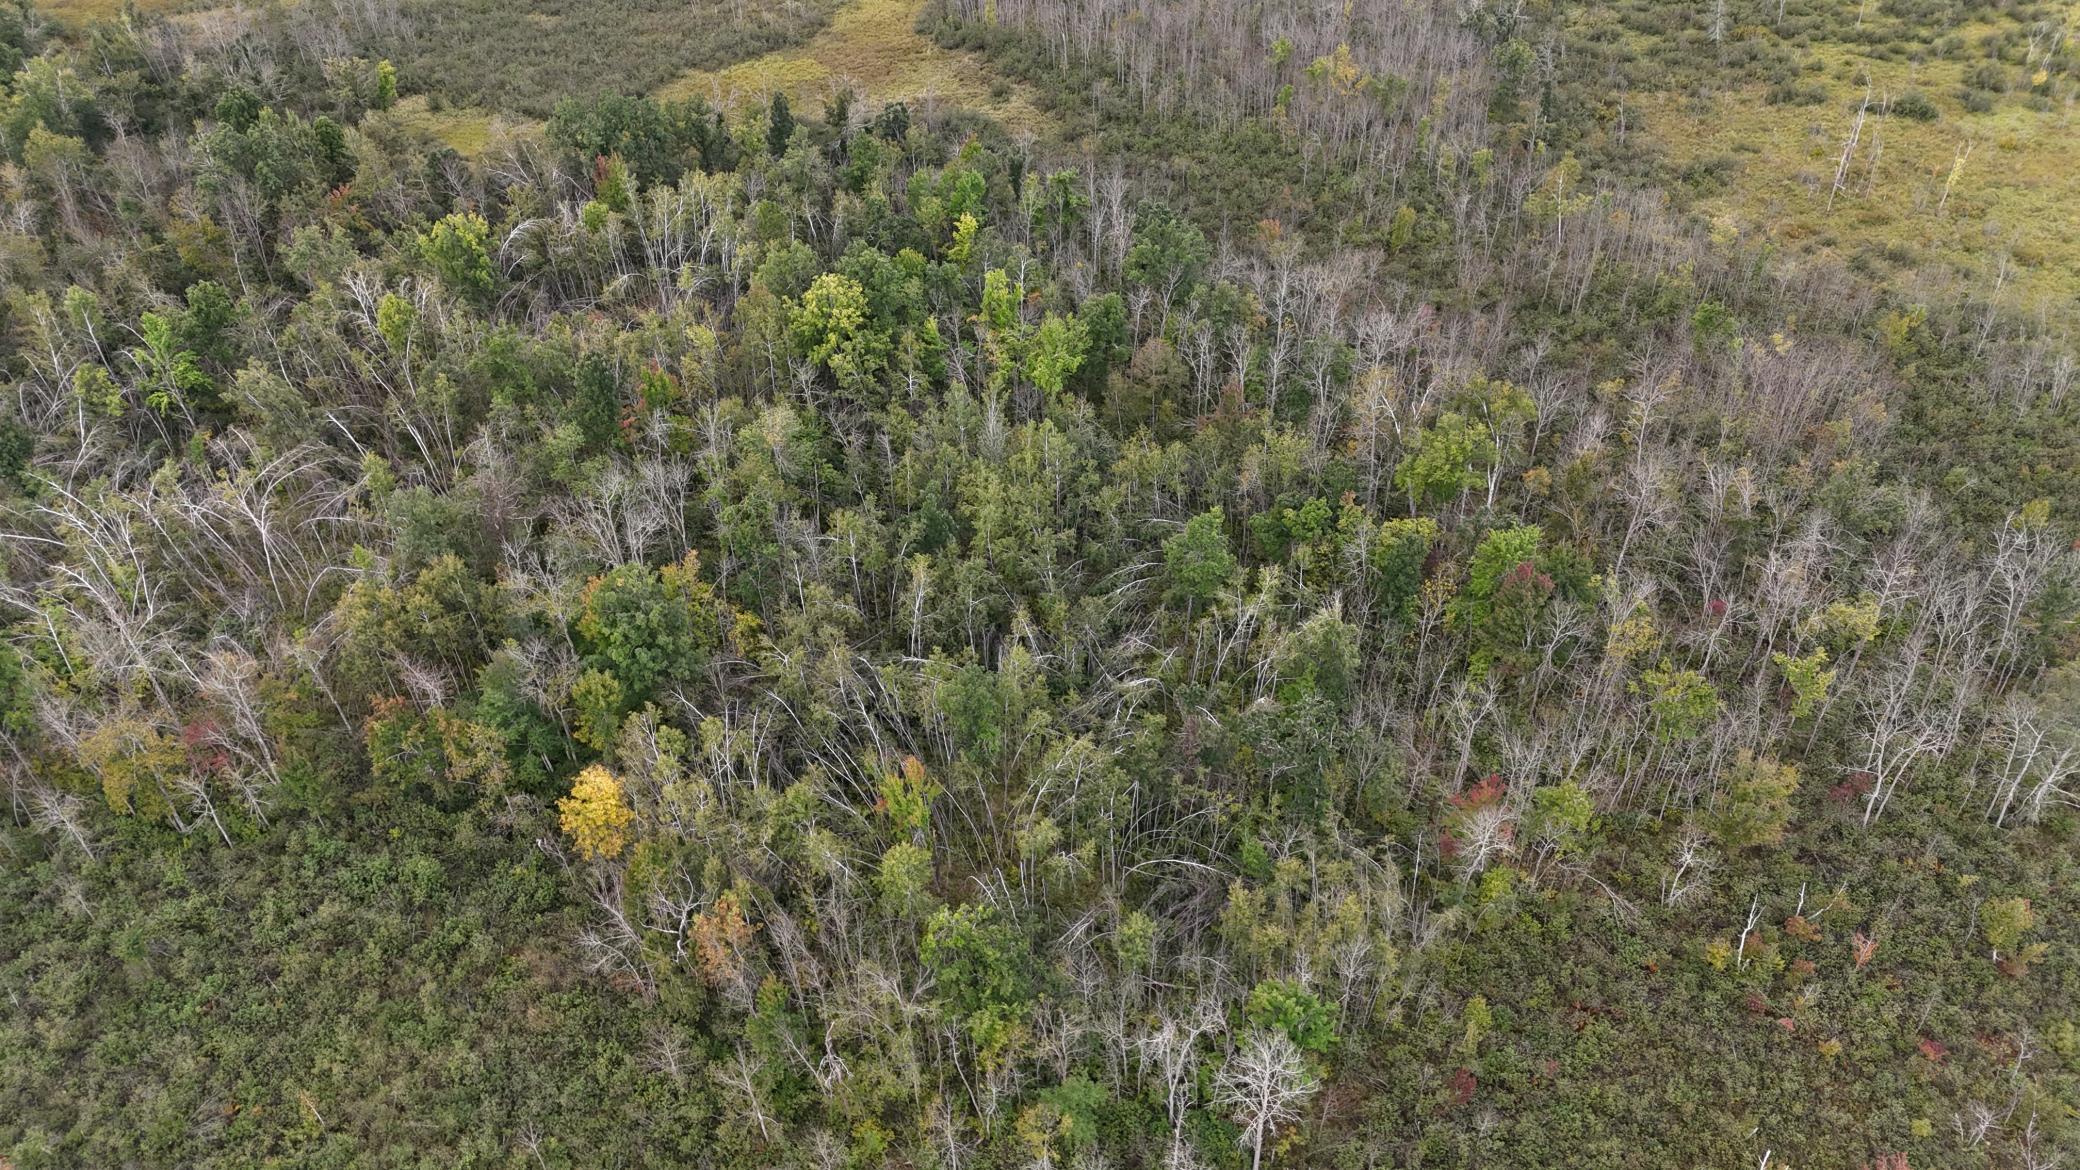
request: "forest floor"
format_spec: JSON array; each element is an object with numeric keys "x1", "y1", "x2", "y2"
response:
[
  {"x1": 655, "y1": 0, "x2": 1050, "y2": 133},
  {"x1": 1621, "y1": 18, "x2": 2080, "y2": 322}
]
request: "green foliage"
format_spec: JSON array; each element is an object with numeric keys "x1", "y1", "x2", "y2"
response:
[
  {"x1": 876, "y1": 755, "x2": 938, "y2": 837},
  {"x1": 1395, "y1": 412, "x2": 1493, "y2": 509},
  {"x1": 1709, "y1": 752, "x2": 1800, "y2": 850},
  {"x1": 1773, "y1": 647, "x2": 1835, "y2": 719},
  {"x1": 546, "y1": 93, "x2": 729, "y2": 184},
  {"x1": 576, "y1": 552, "x2": 722, "y2": 704},
  {"x1": 877, "y1": 841, "x2": 935, "y2": 915},
  {"x1": 1165, "y1": 507, "x2": 1237, "y2": 608},
  {"x1": 376, "y1": 292, "x2": 417, "y2": 352},
  {"x1": 1371, "y1": 516, "x2": 1438, "y2": 619},
  {"x1": 1277, "y1": 607, "x2": 1361, "y2": 705},
  {"x1": 1245, "y1": 978, "x2": 1338, "y2": 1053},
  {"x1": 1025, "y1": 311, "x2": 1089, "y2": 395},
  {"x1": 1460, "y1": 994, "x2": 1492, "y2": 1055},
  {"x1": 921, "y1": 903, "x2": 1031, "y2": 1060},
  {"x1": 1114, "y1": 909, "x2": 1156, "y2": 971},
  {"x1": 1, "y1": 808, "x2": 700, "y2": 1168},
  {"x1": 1527, "y1": 781, "x2": 1596, "y2": 857},
  {"x1": 1690, "y1": 299, "x2": 1737, "y2": 350},
  {"x1": 765, "y1": 92, "x2": 794, "y2": 157},
  {"x1": 1640, "y1": 660, "x2": 1720, "y2": 742},
  {"x1": 131, "y1": 310, "x2": 216, "y2": 415},
  {"x1": 378, "y1": 0, "x2": 843, "y2": 118},
  {"x1": 416, "y1": 212, "x2": 496, "y2": 301},
  {"x1": 214, "y1": 84, "x2": 261, "y2": 132},
  {"x1": 1124, "y1": 202, "x2": 1210, "y2": 306},
  {"x1": 1455, "y1": 525, "x2": 1552, "y2": 678},
  {"x1": 1982, "y1": 896, "x2": 2035, "y2": 955},
  {"x1": 6, "y1": 22, "x2": 2079, "y2": 1170},
  {"x1": 790, "y1": 271, "x2": 891, "y2": 396}
]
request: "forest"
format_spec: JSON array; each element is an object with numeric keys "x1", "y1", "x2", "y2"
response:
[{"x1": 0, "y1": 0, "x2": 2076, "y2": 1166}]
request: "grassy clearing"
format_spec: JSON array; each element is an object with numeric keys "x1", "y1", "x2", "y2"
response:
[
  {"x1": 34, "y1": 0, "x2": 186, "y2": 31},
  {"x1": 656, "y1": 0, "x2": 1048, "y2": 133},
  {"x1": 380, "y1": 0, "x2": 846, "y2": 117},
  {"x1": 366, "y1": 94, "x2": 536, "y2": 158},
  {"x1": 1611, "y1": 7, "x2": 2080, "y2": 322}
]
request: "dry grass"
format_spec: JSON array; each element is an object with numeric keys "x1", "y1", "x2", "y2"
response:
[
  {"x1": 37, "y1": 0, "x2": 187, "y2": 29},
  {"x1": 656, "y1": 0, "x2": 1048, "y2": 132},
  {"x1": 1627, "y1": 21, "x2": 2080, "y2": 321}
]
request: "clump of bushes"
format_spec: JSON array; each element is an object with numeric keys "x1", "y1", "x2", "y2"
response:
[{"x1": 1886, "y1": 90, "x2": 1939, "y2": 120}]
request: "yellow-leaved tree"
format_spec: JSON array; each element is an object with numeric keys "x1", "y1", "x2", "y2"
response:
[{"x1": 559, "y1": 764, "x2": 633, "y2": 860}]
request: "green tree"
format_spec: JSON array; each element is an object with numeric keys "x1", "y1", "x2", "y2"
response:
[
  {"x1": 1370, "y1": 516, "x2": 1438, "y2": 619},
  {"x1": 790, "y1": 272, "x2": 890, "y2": 396},
  {"x1": 1245, "y1": 978, "x2": 1337, "y2": 1054},
  {"x1": 1983, "y1": 896, "x2": 2035, "y2": 958},
  {"x1": 1455, "y1": 526, "x2": 1553, "y2": 680},
  {"x1": 1124, "y1": 202, "x2": 1210, "y2": 310},
  {"x1": 417, "y1": 211, "x2": 495, "y2": 301},
  {"x1": 1394, "y1": 412, "x2": 1494, "y2": 511},
  {"x1": 1709, "y1": 752, "x2": 1799, "y2": 850},
  {"x1": 1641, "y1": 661, "x2": 1720, "y2": 742},
  {"x1": 576, "y1": 552, "x2": 722, "y2": 703},
  {"x1": 1773, "y1": 647, "x2": 1835, "y2": 718},
  {"x1": 766, "y1": 92, "x2": 795, "y2": 157},
  {"x1": 1025, "y1": 312, "x2": 1089, "y2": 395},
  {"x1": 921, "y1": 903, "x2": 1031, "y2": 1061},
  {"x1": 877, "y1": 842, "x2": 934, "y2": 916},
  {"x1": 1165, "y1": 508, "x2": 1237, "y2": 611},
  {"x1": 1526, "y1": 780, "x2": 1596, "y2": 861}
]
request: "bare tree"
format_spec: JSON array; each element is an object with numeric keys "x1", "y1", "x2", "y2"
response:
[
  {"x1": 1213, "y1": 1030, "x2": 1318, "y2": 1170},
  {"x1": 28, "y1": 785, "x2": 99, "y2": 860},
  {"x1": 1661, "y1": 826, "x2": 1716, "y2": 907},
  {"x1": 1137, "y1": 994, "x2": 1227, "y2": 1164}
]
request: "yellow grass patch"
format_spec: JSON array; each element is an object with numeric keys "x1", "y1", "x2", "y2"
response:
[
  {"x1": 657, "y1": 0, "x2": 1048, "y2": 133},
  {"x1": 369, "y1": 94, "x2": 539, "y2": 158}
]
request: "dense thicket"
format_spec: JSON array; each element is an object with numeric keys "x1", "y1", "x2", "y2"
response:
[{"x1": 1, "y1": 0, "x2": 2076, "y2": 1167}]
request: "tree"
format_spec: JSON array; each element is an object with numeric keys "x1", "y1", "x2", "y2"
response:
[
  {"x1": 1165, "y1": 508, "x2": 1237, "y2": 611},
  {"x1": 766, "y1": 92, "x2": 795, "y2": 157},
  {"x1": 1244, "y1": 979, "x2": 1337, "y2": 1053},
  {"x1": 1456, "y1": 525, "x2": 1550, "y2": 679},
  {"x1": 1774, "y1": 647, "x2": 1835, "y2": 719},
  {"x1": 878, "y1": 842, "x2": 935, "y2": 916},
  {"x1": 1641, "y1": 661, "x2": 1720, "y2": 743},
  {"x1": 1124, "y1": 203, "x2": 1210, "y2": 313},
  {"x1": 1709, "y1": 752, "x2": 1799, "y2": 850},
  {"x1": 1982, "y1": 896, "x2": 2035, "y2": 960},
  {"x1": 790, "y1": 271, "x2": 890, "y2": 396},
  {"x1": 1525, "y1": 780, "x2": 1596, "y2": 877},
  {"x1": 1215, "y1": 1029, "x2": 1319, "y2": 1170},
  {"x1": 1371, "y1": 516, "x2": 1438, "y2": 619},
  {"x1": 559, "y1": 764, "x2": 634, "y2": 860},
  {"x1": 1395, "y1": 412, "x2": 1494, "y2": 511},
  {"x1": 1025, "y1": 312, "x2": 1089, "y2": 395},
  {"x1": 576, "y1": 551, "x2": 722, "y2": 704},
  {"x1": 417, "y1": 211, "x2": 496, "y2": 301},
  {"x1": 920, "y1": 903, "x2": 1031, "y2": 1060}
]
